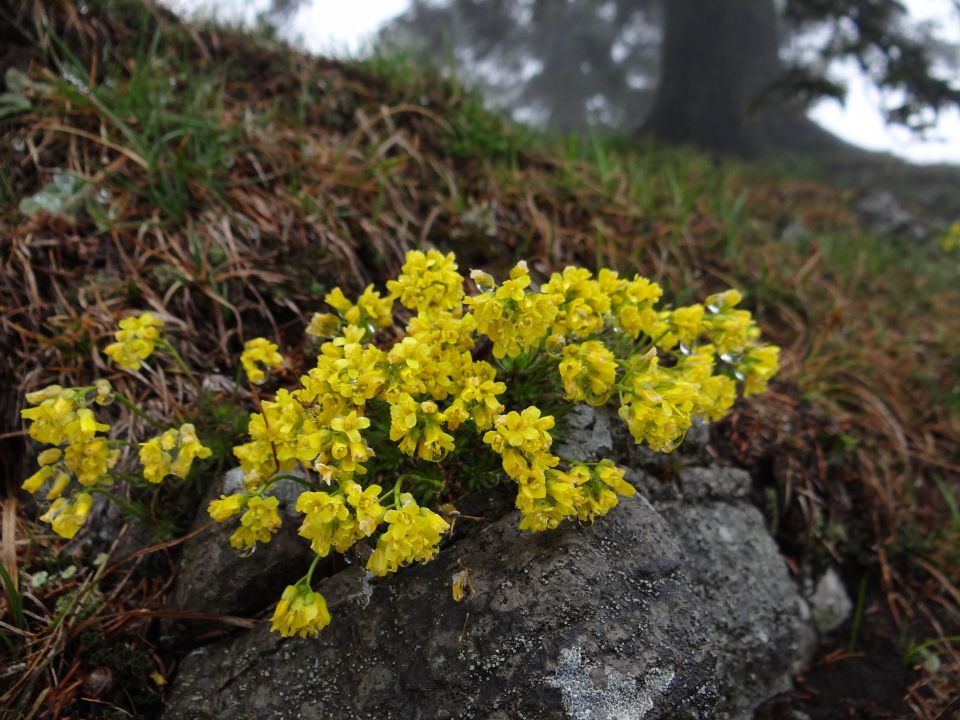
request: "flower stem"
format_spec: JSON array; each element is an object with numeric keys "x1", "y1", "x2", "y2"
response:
[
  {"x1": 158, "y1": 339, "x2": 201, "y2": 390},
  {"x1": 304, "y1": 553, "x2": 322, "y2": 586},
  {"x1": 114, "y1": 392, "x2": 165, "y2": 431},
  {"x1": 392, "y1": 475, "x2": 405, "y2": 508},
  {"x1": 270, "y1": 473, "x2": 314, "y2": 490}
]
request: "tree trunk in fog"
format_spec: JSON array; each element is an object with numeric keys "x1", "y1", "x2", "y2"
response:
[{"x1": 643, "y1": 0, "x2": 782, "y2": 153}]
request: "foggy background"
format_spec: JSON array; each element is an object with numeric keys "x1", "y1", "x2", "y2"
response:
[{"x1": 164, "y1": 0, "x2": 960, "y2": 164}]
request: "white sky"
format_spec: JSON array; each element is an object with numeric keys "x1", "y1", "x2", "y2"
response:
[{"x1": 168, "y1": 0, "x2": 960, "y2": 165}]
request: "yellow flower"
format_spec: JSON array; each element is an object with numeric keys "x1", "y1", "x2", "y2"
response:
[
  {"x1": 609, "y1": 274, "x2": 661, "y2": 338},
  {"x1": 483, "y1": 407, "x2": 554, "y2": 455},
  {"x1": 40, "y1": 492, "x2": 93, "y2": 539},
  {"x1": 305, "y1": 338, "x2": 386, "y2": 407},
  {"x1": 668, "y1": 304, "x2": 706, "y2": 348},
  {"x1": 241, "y1": 337, "x2": 284, "y2": 385},
  {"x1": 446, "y1": 362, "x2": 505, "y2": 431},
  {"x1": 208, "y1": 493, "x2": 247, "y2": 522},
  {"x1": 939, "y1": 222, "x2": 960, "y2": 254},
  {"x1": 542, "y1": 266, "x2": 610, "y2": 338},
  {"x1": 366, "y1": 493, "x2": 450, "y2": 576},
  {"x1": 230, "y1": 495, "x2": 282, "y2": 549},
  {"x1": 104, "y1": 312, "x2": 164, "y2": 370},
  {"x1": 38, "y1": 448, "x2": 62, "y2": 466},
  {"x1": 344, "y1": 482, "x2": 385, "y2": 536},
  {"x1": 383, "y1": 336, "x2": 431, "y2": 400},
  {"x1": 698, "y1": 374, "x2": 737, "y2": 422},
  {"x1": 574, "y1": 482, "x2": 620, "y2": 523},
  {"x1": 517, "y1": 468, "x2": 584, "y2": 532},
  {"x1": 324, "y1": 411, "x2": 373, "y2": 476},
  {"x1": 618, "y1": 352, "x2": 699, "y2": 452},
  {"x1": 22, "y1": 465, "x2": 53, "y2": 494},
  {"x1": 271, "y1": 583, "x2": 331, "y2": 638},
  {"x1": 46, "y1": 471, "x2": 71, "y2": 500},
  {"x1": 170, "y1": 423, "x2": 212, "y2": 477}
]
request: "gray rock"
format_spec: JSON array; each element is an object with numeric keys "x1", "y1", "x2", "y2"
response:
[
  {"x1": 808, "y1": 567, "x2": 853, "y2": 636},
  {"x1": 164, "y1": 475, "x2": 814, "y2": 719},
  {"x1": 659, "y1": 501, "x2": 818, "y2": 711},
  {"x1": 637, "y1": 465, "x2": 752, "y2": 504},
  {"x1": 675, "y1": 466, "x2": 751, "y2": 501},
  {"x1": 169, "y1": 468, "x2": 315, "y2": 617},
  {"x1": 555, "y1": 404, "x2": 614, "y2": 461}
]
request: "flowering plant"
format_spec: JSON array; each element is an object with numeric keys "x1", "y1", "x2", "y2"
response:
[
  {"x1": 20, "y1": 314, "x2": 212, "y2": 538},
  {"x1": 21, "y1": 250, "x2": 778, "y2": 638}
]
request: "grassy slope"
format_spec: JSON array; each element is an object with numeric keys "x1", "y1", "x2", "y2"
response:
[{"x1": 1, "y1": 1, "x2": 959, "y2": 717}]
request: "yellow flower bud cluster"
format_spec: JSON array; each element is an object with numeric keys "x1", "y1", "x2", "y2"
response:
[
  {"x1": 202, "y1": 248, "x2": 778, "y2": 638},
  {"x1": 139, "y1": 423, "x2": 212, "y2": 484},
  {"x1": 271, "y1": 581, "x2": 332, "y2": 638},
  {"x1": 103, "y1": 312, "x2": 164, "y2": 370}
]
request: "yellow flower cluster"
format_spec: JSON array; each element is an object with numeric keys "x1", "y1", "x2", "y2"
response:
[
  {"x1": 103, "y1": 312, "x2": 164, "y2": 370},
  {"x1": 481, "y1": 407, "x2": 635, "y2": 531},
  {"x1": 23, "y1": 315, "x2": 213, "y2": 539},
  {"x1": 21, "y1": 384, "x2": 119, "y2": 537},
  {"x1": 468, "y1": 261, "x2": 558, "y2": 359},
  {"x1": 139, "y1": 423, "x2": 212, "y2": 484},
  {"x1": 558, "y1": 341, "x2": 617, "y2": 406},
  {"x1": 366, "y1": 493, "x2": 450, "y2": 576},
  {"x1": 240, "y1": 337, "x2": 284, "y2": 385},
  {"x1": 389, "y1": 395, "x2": 455, "y2": 461},
  {"x1": 386, "y1": 249, "x2": 464, "y2": 314},
  {"x1": 229, "y1": 495, "x2": 282, "y2": 549},
  {"x1": 21, "y1": 385, "x2": 109, "y2": 446},
  {"x1": 201, "y1": 249, "x2": 777, "y2": 637}
]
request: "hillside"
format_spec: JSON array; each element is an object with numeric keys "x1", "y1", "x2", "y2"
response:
[{"x1": 1, "y1": 1, "x2": 959, "y2": 717}]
